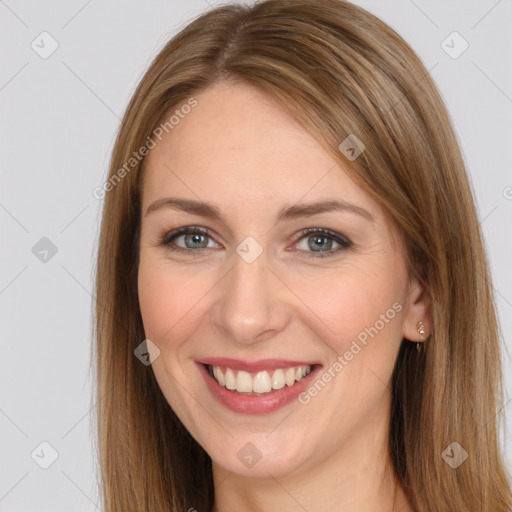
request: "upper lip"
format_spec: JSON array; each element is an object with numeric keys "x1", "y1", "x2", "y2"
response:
[{"x1": 197, "y1": 357, "x2": 320, "y2": 373}]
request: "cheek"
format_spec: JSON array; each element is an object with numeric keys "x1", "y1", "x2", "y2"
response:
[
  {"x1": 292, "y1": 270, "x2": 405, "y2": 434},
  {"x1": 137, "y1": 257, "x2": 209, "y2": 345},
  {"x1": 291, "y1": 263, "x2": 405, "y2": 386},
  {"x1": 297, "y1": 266, "x2": 401, "y2": 336},
  {"x1": 137, "y1": 258, "x2": 214, "y2": 435}
]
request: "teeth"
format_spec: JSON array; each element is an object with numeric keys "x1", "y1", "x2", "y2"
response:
[
  {"x1": 271, "y1": 369, "x2": 285, "y2": 389},
  {"x1": 285, "y1": 367, "x2": 295, "y2": 386},
  {"x1": 236, "y1": 371, "x2": 253, "y2": 392},
  {"x1": 225, "y1": 368, "x2": 236, "y2": 390},
  {"x1": 253, "y1": 371, "x2": 272, "y2": 393},
  {"x1": 213, "y1": 366, "x2": 225, "y2": 386},
  {"x1": 209, "y1": 364, "x2": 312, "y2": 394}
]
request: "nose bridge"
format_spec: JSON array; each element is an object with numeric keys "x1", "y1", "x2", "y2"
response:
[{"x1": 213, "y1": 237, "x2": 288, "y2": 344}]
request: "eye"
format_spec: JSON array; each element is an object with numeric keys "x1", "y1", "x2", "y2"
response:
[
  {"x1": 159, "y1": 226, "x2": 219, "y2": 254},
  {"x1": 292, "y1": 227, "x2": 352, "y2": 259},
  {"x1": 159, "y1": 226, "x2": 352, "y2": 258}
]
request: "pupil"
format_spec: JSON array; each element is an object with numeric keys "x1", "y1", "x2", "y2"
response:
[
  {"x1": 310, "y1": 235, "x2": 331, "y2": 251},
  {"x1": 187, "y1": 233, "x2": 206, "y2": 248}
]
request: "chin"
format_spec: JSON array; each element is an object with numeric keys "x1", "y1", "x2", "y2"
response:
[{"x1": 207, "y1": 430, "x2": 312, "y2": 479}]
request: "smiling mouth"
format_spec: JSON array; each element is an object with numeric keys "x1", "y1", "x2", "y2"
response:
[{"x1": 205, "y1": 364, "x2": 315, "y2": 396}]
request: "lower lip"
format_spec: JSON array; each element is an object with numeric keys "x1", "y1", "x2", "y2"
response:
[{"x1": 196, "y1": 362, "x2": 322, "y2": 414}]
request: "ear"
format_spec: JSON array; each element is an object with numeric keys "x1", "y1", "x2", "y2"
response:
[{"x1": 401, "y1": 276, "x2": 432, "y2": 344}]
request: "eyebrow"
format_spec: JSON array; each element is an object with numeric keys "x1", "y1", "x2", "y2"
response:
[{"x1": 145, "y1": 197, "x2": 374, "y2": 223}]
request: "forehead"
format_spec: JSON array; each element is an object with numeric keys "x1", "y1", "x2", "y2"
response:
[{"x1": 141, "y1": 81, "x2": 376, "y2": 218}]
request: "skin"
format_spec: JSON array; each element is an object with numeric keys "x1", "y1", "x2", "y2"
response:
[{"x1": 137, "y1": 80, "x2": 431, "y2": 512}]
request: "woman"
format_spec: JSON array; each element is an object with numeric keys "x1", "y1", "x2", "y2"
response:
[{"x1": 93, "y1": 0, "x2": 512, "y2": 510}]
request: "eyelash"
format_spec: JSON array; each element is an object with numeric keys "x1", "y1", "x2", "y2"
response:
[{"x1": 158, "y1": 226, "x2": 352, "y2": 259}]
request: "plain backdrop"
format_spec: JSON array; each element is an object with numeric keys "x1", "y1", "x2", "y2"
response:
[{"x1": 1, "y1": 0, "x2": 511, "y2": 510}]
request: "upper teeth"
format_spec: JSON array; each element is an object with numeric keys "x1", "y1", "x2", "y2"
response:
[{"x1": 209, "y1": 365, "x2": 312, "y2": 394}]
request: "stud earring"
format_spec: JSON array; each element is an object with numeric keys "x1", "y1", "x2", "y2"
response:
[{"x1": 417, "y1": 321, "x2": 426, "y2": 352}]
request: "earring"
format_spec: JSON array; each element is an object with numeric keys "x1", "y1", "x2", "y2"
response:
[{"x1": 417, "y1": 321, "x2": 426, "y2": 352}]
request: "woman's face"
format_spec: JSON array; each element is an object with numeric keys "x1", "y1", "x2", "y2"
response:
[{"x1": 138, "y1": 81, "x2": 427, "y2": 478}]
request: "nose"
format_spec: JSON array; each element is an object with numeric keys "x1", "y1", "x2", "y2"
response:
[{"x1": 212, "y1": 243, "x2": 291, "y2": 345}]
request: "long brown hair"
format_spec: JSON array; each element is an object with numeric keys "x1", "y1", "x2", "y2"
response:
[{"x1": 92, "y1": 1, "x2": 512, "y2": 510}]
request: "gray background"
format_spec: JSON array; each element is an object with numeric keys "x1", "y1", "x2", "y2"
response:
[{"x1": 1, "y1": 0, "x2": 511, "y2": 510}]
